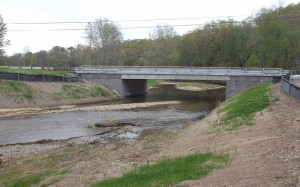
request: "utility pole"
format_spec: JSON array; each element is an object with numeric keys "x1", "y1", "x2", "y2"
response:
[
  {"x1": 88, "y1": 28, "x2": 92, "y2": 67},
  {"x1": 89, "y1": 39, "x2": 91, "y2": 67}
]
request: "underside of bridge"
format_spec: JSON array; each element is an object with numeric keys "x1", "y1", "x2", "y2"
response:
[
  {"x1": 80, "y1": 74, "x2": 147, "y2": 96},
  {"x1": 80, "y1": 73, "x2": 279, "y2": 98}
]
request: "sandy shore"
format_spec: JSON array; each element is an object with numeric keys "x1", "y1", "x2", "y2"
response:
[{"x1": 0, "y1": 101, "x2": 181, "y2": 118}]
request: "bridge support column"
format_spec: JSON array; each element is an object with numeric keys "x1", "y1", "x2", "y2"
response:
[{"x1": 226, "y1": 76, "x2": 273, "y2": 98}]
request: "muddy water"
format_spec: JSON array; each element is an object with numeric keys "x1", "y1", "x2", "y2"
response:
[{"x1": 0, "y1": 84, "x2": 225, "y2": 145}]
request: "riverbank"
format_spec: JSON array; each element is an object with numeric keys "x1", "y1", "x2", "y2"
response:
[
  {"x1": 0, "y1": 101, "x2": 181, "y2": 119},
  {"x1": 0, "y1": 83, "x2": 299, "y2": 186},
  {"x1": 148, "y1": 80, "x2": 225, "y2": 91}
]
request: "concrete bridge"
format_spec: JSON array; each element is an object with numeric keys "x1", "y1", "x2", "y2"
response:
[{"x1": 75, "y1": 66, "x2": 288, "y2": 98}]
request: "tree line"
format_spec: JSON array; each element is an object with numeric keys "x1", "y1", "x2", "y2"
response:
[{"x1": 1, "y1": 3, "x2": 300, "y2": 69}]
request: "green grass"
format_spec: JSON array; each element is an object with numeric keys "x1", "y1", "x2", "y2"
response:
[
  {"x1": 219, "y1": 82, "x2": 271, "y2": 129},
  {"x1": 0, "y1": 67, "x2": 69, "y2": 76},
  {"x1": 3, "y1": 169, "x2": 69, "y2": 187},
  {"x1": 89, "y1": 86, "x2": 110, "y2": 97},
  {"x1": 62, "y1": 84, "x2": 110, "y2": 99},
  {"x1": 0, "y1": 79, "x2": 33, "y2": 100},
  {"x1": 0, "y1": 169, "x2": 47, "y2": 187},
  {"x1": 0, "y1": 161, "x2": 70, "y2": 187},
  {"x1": 0, "y1": 170, "x2": 22, "y2": 186},
  {"x1": 147, "y1": 80, "x2": 164, "y2": 88},
  {"x1": 8, "y1": 173, "x2": 47, "y2": 187},
  {"x1": 91, "y1": 153, "x2": 229, "y2": 187}
]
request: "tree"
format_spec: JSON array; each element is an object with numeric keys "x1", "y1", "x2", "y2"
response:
[
  {"x1": 86, "y1": 18, "x2": 123, "y2": 65},
  {"x1": 72, "y1": 44, "x2": 90, "y2": 66},
  {"x1": 23, "y1": 51, "x2": 33, "y2": 66},
  {"x1": 47, "y1": 46, "x2": 69, "y2": 67},
  {"x1": 36, "y1": 50, "x2": 48, "y2": 67},
  {"x1": 146, "y1": 24, "x2": 179, "y2": 66},
  {"x1": 255, "y1": 4, "x2": 300, "y2": 68},
  {"x1": 0, "y1": 14, "x2": 9, "y2": 56},
  {"x1": 121, "y1": 39, "x2": 149, "y2": 66}
]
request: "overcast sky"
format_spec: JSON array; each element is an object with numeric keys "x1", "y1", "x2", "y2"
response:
[{"x1": 1, "y1": 0, "x2": 300, "y2": 55}]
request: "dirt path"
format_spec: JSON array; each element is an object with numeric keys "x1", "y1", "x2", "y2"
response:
[{"x1": 0, "y1": 84, "x2": 299, "y2": 186}]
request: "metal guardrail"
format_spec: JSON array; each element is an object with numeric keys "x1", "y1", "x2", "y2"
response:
[{"x1": 75, "y1": 66, "x2": 288, "y2": 77}]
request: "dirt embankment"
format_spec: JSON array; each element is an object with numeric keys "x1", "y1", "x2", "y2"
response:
[{"x1": 0, "y1": 84, "x2": 299, "y2": 186}]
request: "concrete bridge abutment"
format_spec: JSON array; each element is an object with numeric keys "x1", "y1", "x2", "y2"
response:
[{"x1": 80, "y1": 73, "x2": 147, "y2": 96}]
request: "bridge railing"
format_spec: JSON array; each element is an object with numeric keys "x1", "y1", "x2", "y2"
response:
[{"x1": 75, "y1": 66, "x2": 288, "y2": 76}]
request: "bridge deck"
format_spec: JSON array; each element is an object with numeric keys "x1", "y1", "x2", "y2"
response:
[{"x1": 75, "y1": 66, "x2": 288, "y2": 79}]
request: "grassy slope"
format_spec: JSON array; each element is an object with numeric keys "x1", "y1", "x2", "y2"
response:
[
  {"x1": 219, "y1": 82, "x2": 271, "y2": 129},
  {"x1": 0, "y1": 80, "x2": 112, "y2": 106},
  {"x1": 0, "y1": 80, "x2": 34, "y2": 101}
]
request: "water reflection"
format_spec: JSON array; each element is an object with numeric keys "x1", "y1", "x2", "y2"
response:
[{"x1": 125, "y1": 84, "x2": 225, "y2": 112}]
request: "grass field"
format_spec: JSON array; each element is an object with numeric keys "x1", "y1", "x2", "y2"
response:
[{"x1": 0, "y1": 67, "x2": 69, "y2": 76}]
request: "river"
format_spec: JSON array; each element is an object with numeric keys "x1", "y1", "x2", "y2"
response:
[{"x1": 0, "y1": 84, "x2": 225, "y2": 145}]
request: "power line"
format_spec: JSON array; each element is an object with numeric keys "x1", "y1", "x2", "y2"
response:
[
  {"x1": 6, "y1": 12, "x2": 300, "y2": 26},
  {"x1": 8, "y1": 23, "x2": 211, "y2": 32},
  {"x1": 8, "y1": 28, "x2": 86, "y2": 31},
  {"x1": 6, "y1": 15, "x2": 300, "y2": 32},
  {"x1": 7, "y1": 15, "x2": 247, "y2": 25},
  {"x1": 7, "y1": 21, "x2": 91, "y2": 25}
]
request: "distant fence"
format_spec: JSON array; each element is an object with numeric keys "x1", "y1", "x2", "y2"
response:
[
  {"x1": 281, "y1": 75, "x2": 300, "y2": 99},
  {"x1": 0, "y1": 66, "x2": 53, "y2": 70},
  {"x1": 0, "y1": 66, "x2": 78, "y2": 82},
  {"x1": 0, "y1": 72, "x2": 79, "y2": 82},
  {"x1": 0, "y1": 66, "x2": 75, "y2": 73}
]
